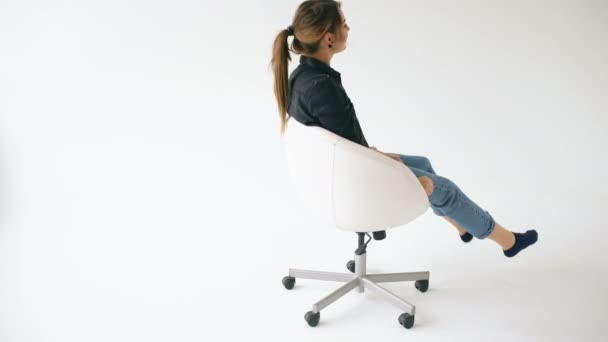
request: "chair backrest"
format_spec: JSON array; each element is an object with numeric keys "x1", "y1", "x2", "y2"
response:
[{"x1": 282, "y1": 117, "x2": 430, "y2": 233}]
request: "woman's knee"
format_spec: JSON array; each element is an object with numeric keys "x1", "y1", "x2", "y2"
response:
[
  {"x1": 418, "y1": 176, "x2": 435, "y2": 196},
  {"x1": 416, "y1": 156, "x2": 435, "y2": 174},
  {"x1": 424, "y1": 157, "x2": 437, "y2": 174},
  {"x1": 418, "y1": 175, "x2": 455, "y2": 198}
]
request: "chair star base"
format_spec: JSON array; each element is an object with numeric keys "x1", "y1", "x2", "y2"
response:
[{"x1": 283, "y1": 251, "x2": 430, "y2": 329}]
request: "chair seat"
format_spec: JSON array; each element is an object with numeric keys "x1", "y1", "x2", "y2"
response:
[{"x1": 283, "y1": 117, "x2": 430, "y2": 233}]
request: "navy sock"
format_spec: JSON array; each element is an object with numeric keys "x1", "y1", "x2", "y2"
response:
[
  {"x1": 460, "y1": 231, "x2": 473, "y2": 243},
  {"x1": 503, "y1": 230, "x2": 538, "y2": 257}
]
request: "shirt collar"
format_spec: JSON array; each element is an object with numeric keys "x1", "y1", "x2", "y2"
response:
[{"x1": 299, "y1": 55, "x2": 341, "y2": 81}]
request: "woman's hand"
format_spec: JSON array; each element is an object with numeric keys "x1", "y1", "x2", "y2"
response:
[{"x1": 369, "y1": 146, "x2": 401, "y2": 163}]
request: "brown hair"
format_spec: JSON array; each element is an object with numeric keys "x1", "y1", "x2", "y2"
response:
[{"x1": 269, "y1": 0, "x2": 344, "y2": 136}]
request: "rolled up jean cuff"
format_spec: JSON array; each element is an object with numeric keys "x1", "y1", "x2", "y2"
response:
[{"x1": 477, "y1": 210, "x2": 496, "y2": 239}]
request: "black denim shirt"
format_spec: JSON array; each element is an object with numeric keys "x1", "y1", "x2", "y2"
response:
[{"x1": 287, "y1": 55, "x2": 369, "y2": 147}]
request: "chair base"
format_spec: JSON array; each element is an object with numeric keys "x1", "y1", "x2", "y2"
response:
[{"x1": 284, "y1": 251, "x2": 430, "y2": 329}]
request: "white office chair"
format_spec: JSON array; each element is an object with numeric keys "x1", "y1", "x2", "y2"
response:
[{"x1": 281, "y1": 117, "x2": 432, "y2": 330}]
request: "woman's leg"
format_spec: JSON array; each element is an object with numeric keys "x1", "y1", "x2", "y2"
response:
[
  {"x1": 398, "y1": 154, "x2": 536, "y2": 255},
  {"x1": 398, "y1": 155, "x2": 469, "y2": 238},
  {"x1": 398, "y1": 155, "x2": 504, "y2": 241},
  {"x1": 397, "y1": 155, "x2": 442, "y2": 215}
]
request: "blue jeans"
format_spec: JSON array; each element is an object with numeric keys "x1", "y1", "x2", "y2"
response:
[{"x1": 398, "y1": 154, "x2": 496, "y2": 239}]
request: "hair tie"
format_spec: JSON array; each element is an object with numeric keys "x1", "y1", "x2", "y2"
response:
[{"x1": 286, "y1": 25, "x2": 294, "y2": 36}]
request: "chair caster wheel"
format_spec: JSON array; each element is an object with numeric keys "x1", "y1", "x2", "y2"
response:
[
  {"x1": 304, "y1": 311, "x2": 320, "y2": 327},
  {"x1": 398, "y1": 313, "x2": 415, "y2": 329},
  {"x1": 282, "y1": 276, "x2": 295, "y2": 290},
  {"x1": 346, "y1": 260, "x2": 355, "y2": 273},
  {"x1": 415, "y1": 279, "x2": 429, "y2": 292}
]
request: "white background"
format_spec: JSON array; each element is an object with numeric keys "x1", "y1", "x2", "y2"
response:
[{"x1": 1, "y1": 0, "x2": 607, "y2": 341}]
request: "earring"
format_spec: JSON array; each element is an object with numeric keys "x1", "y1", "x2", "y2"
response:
[{"x1": 329, "y1": 44, "x2": 333, "y2": 48}]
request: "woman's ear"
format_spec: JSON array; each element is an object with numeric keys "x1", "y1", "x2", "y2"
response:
[{"x1": 324, "y1": 32, "x2": 334, "y2": 46}]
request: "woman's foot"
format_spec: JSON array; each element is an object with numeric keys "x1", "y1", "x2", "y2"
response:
[
  {"x1": 503, "y1": 230, "x2": 538, "y2": 257},
  {"x1": 459, "y1": 231, "x2": 473, "y2": 243}
]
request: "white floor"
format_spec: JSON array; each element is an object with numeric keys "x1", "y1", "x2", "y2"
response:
[{"x1": 1, "y1": 188, "x2": 605, "y2": 342}]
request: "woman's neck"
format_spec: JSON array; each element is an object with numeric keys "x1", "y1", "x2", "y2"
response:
[{"x1": 308, "y1": 51, "x2": 333, "y2": 66}]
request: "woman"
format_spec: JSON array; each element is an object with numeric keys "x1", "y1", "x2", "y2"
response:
[{"x1": 270, "y1": 0, "x2": 538, "y2": 257}]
